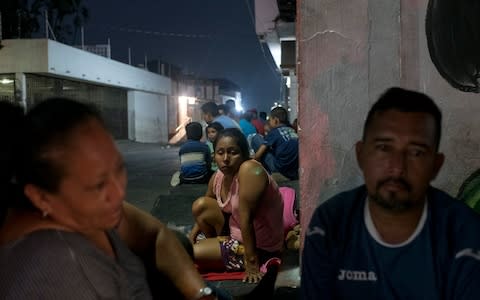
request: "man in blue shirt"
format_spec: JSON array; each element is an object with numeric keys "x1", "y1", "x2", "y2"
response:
[
  {"x1": 301, "y1": 87, "x2": 480, "y2": 299},
  {"x1": 252, "y1": 107, "x2": 299, "y2": 180},
  {"x1": 201, "y1": 101, "x2": 241, "y2": 130}
]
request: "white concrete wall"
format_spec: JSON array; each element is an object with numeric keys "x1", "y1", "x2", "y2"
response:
[
  {"x1": 1, "y1": 39, "x2": 173, "y2": 144},
  {"x1": 0, "y1": 39, "x2": 171, "y2": 95},
  {"x1": 128, "y1": 91, "x2": 168, "y2": 143}
]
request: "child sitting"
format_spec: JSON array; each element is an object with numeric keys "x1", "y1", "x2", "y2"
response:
[
  {"x1": 205, "y1": 122, "x2": 224, "y2": 172},
  {"x1": 178, "y1": 122, "x2": 212, "y2": 184}
]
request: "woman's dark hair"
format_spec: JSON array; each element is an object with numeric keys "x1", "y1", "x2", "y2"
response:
[
  {"x1": 214, "y1": 128, "x2": 250, "y2": 161},
  {"x1": 14, "y1": 98, "x2": 104, "y2": 209}
]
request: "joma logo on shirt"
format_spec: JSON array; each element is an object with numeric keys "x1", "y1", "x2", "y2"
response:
[{"x1": 338, "y1": 269, "x2": 378, "y2": 281}]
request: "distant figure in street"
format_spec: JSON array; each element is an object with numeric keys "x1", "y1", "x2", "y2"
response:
[
  {"x1": 301, "y1": 87, "x2": 480, "y2": 299},
  {"x1": 205, "y1": 122, "x2": 224, "y2": 172},
  {"x1": 189, "y1": 128, "x2": 284, "y2": 284},
  {"x1": 201, "y1": 102, "x2": 241, "y2": 130},
  {"x1": 179, "y1": 122, "x2": 212, "y2": 184},
  {"x1": 252, "y1": 107, "x2": 299, "y2": 180},
  {"x1": 292, "y1": 118, "x2": 298, "y2": 133},
  {"x1": 259, "y1": 111, "x2": 268, "y2": 124},
  {"x1": 248, "y1": 108, "x2": 265, "y2": 136},
  {"x1": 225, "y1": 99, "x2": 239, "y2": 121},
  {"x1": 238, "y1": 111, "x2": 257, "y2": 138},
  {"x1": 218, "y1": 104, "x2": 227, "y2": 116}
]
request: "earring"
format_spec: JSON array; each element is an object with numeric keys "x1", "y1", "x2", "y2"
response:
[{"x1": 42, "y1": 211, "x2": 49, "y2": 218}]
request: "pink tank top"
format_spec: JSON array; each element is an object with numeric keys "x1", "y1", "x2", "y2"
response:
[{"x1": 213, "y1": 170, "x2": 284, "y2": 252}]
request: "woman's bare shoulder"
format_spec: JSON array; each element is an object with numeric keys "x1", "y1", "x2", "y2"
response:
[{"x1": 238, "y1": 160, "x2": 268, "y2": 183}]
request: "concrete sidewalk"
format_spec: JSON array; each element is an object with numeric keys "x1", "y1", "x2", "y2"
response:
[{"x1": 117, "y1": 140, "x2": 300, "y2": 299}]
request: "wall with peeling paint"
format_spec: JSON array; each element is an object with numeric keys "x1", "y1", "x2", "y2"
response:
[{"x1": 298, "y1": 0, "x2": 480, "y2": 231}]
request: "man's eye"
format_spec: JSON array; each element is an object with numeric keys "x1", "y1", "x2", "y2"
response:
[
  {"x1": 409, "y1": 149, "x2": 425, "y2": 157},
  {"x1": 375, "y1": 144, "x2": 389, "y2": 152}
]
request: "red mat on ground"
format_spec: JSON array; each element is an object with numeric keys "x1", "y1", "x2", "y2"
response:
[
  {"x1": 201, "y1": 257, "x2": 282, "y2": 281},
  {"x1": 202, "y1": 271, "x2": 245, "y2": 281}
]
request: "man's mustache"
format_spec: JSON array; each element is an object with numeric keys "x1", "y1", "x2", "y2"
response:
[{"x1": 377, "y1": 177, "x2": 411, "y2": 191}]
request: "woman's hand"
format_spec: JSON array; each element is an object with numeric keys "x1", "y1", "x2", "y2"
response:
[
  {"x1": 188, "y1": 224, "x2": 200, "y2": 244},
  {"x1": 242, "y1": 259, "x2": 263, "y2": 283}
]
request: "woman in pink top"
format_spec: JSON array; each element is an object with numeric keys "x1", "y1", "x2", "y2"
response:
[{"x1": 189, "y1": 128, "x2": 284, "y2": 284}]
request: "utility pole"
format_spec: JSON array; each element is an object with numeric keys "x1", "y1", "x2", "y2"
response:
[
  {"x1": 17, "y1": 10, "x2": 22, "y2": 38},
  {"x1": 0, "y1": 11, "x2": 3, "y2": 47},
  {"x1": 81, "y1": 26, "x2": 85, "y2": 49}
]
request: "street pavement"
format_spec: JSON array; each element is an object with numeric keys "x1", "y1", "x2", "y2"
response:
[{"x1": 117, "y1": 140, "x2": 300, "y2": 299}]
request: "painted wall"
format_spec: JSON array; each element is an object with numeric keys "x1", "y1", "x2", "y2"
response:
[
  {"x1": 128, "y1": 91, "x2": 168, "y2": 143},
  {"x1": 298, "y1": 0, "x2": 480, "y2": 231}
]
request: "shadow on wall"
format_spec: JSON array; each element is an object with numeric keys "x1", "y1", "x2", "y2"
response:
[
  {"x1": 457, "y1": 169, "x2": 480, "y2": 213},
  {"x1": 426, "y1": 0, "x2": 480, "y2": 93}
]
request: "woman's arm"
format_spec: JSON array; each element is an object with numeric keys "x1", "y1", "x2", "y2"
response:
[
  {"x1": 189, "y1": 173, "x2": 218, "y2": 242},
  {"x1": 118, "y1": 202, "x2": 215, "y2": 300},
  {"x1": 237, "y1": 160, "x2": 268, "y2": 283}
]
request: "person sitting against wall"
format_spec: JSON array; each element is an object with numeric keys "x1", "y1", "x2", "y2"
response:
[
  {"x1": 189, "y1": 128, "x2": 284, "y2": 284},
  {"x1": 0, "y1": 98, "x2": 226, "y2": 300},
  {"x1": 251, "y1": 107, "x2": 299, "y2": 180},
  {"x1": 301, "y1": 87, "x2": 480, "y2": 299}
]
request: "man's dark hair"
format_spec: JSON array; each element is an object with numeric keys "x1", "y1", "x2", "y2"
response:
[
  {"x1": 185, "y1": 122, "x2": 203, "y2": 141},
  {"x1": 270, "y1": 106, "x2": 289, "y2": 125},
  {"x1": 363, "y1": 87, "x2": 442, "y2": 150},
  {"x1": 201, "y1": 102, "x2": 219, "y2": 117}
]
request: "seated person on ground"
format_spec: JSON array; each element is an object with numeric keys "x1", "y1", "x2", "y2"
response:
[
  {"x1": 247, "y1": 108, "x2": 265, "y2": 136},
  {"x1": 201, "y1": 101, "x2": 241, "y2": 130},
  {"x1": 189, "y1": 128, "x2": 284, "y2": 284},
  {"x1": 301, "y1": 87, "x2": 480, "y2": 299},
  {"x1": 238, "y1": 111, "x2": 257, "y2": 138},
  {"x1": 252, "y1": 107, "x2": 299, "y2": 180},
  {"x1": 179, "y1": 122, "x2": 212, "y2": 184},
  {"x1": 0, "y1": 98, "x2": 225, "y2": 300},
  {"x1": 206, "y1": 122, "x2": 224, "y2": 173}
]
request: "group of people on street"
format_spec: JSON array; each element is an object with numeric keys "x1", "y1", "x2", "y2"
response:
[
  {"x1": 177, "y1": 100, "x2": 300, "y2": 187},
  {"x1": 1, "y1": 86, "x2": 479, "y2": 299}
]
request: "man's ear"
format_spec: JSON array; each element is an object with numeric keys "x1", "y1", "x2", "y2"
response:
[
  {"x1": 355, "y1": 141, "x2": 364, "y2": 171},
  {"x1": 24, "y1": 184, "x2": 53, "y2": 214}
]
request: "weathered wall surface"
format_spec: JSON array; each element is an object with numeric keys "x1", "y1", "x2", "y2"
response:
[
  {"x1": 128, "y1": 91, "x2": 168, "y2": 143},
  {"x1": 298, "y1": 0, "x2": 480, "y2": 232}
]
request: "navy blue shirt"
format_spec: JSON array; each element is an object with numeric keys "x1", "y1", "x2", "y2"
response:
[
  {"x1": 179, "y1": 140, "x2": 211, "y2": 181},
  {"x1": 264, "y1": 125, "x2": 299, "y2": 179},
  {"x1": 302, "y1": 185, "x2": 480, "y2": 300}
]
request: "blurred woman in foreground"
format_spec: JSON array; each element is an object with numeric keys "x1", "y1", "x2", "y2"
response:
[{"x1": 0, "y1": 98, "x2": 223, "y2": 300}]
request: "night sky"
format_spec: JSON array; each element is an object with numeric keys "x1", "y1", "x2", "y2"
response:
[{"x1": 82, "y1": 0, "x2": 281, "y2": 112}]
